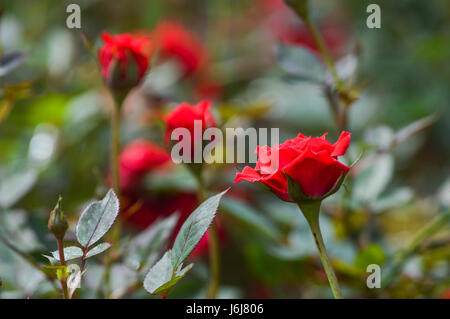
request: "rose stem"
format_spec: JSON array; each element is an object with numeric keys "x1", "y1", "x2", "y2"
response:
[
  {"x1": 303, "y1": 17, "x2": 344, "y2": 93},
  {"x1": 299, "y1": 202, "x2": 343, "y2": 299},
  {"x1": 57, "y1": 238, "x2": 69, "y2": 299},
  {"x1": 110, "y1": 98, "x2": 121, "y2": 198},
  {"x1": 104, "y1": 91, "x2": 125, "y2": 298},
  {"x1": 206, "y1": 221, "x2": 220, "y2": 298}
]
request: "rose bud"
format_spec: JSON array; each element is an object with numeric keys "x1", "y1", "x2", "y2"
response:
[
  {"x1": 48, "y1": 196, "x2": 68, "y2": 240},
  {"x1": 153, "y1": 21, "x2": 207, "y2": 77},
  {"x1": 235, "y1": 131, "x2": 351, "y2": 202},
  {"x1": 119, "y1": 139, "x2": 171, "y2": 191},
  {"x1": 98, "y1": 32, "x2": 152, "y2": 90}
]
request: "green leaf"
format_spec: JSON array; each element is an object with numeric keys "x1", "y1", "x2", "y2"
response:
[
  {"x1": 143, "y1": 251, "x2": 172, "y2": 294},
  {"x1": 86, "y1": 242, "x2": 111, "y2": 258},
  {"x1": 51, "y1": 246, "x2": 83, "y2": 261},
  {"x1": 171, "y1": 189, "x2": 228, "y2": 268},
  {"x1": 143, "y1": 251, "x2": 194, "y2": 295},
  {"x1": 221, "y1": 197, "x2": 280, "y2": 242},
  {"x1": 0, "y1": 168, "x2": 38, "y2": 209},
  {"x1": 153, "y1": 263, "x2": 194, "y2": 295},
  {"x1": 51, "y1": 243, "x2": 111, "y2": 263},
  {"x1": 0, "y1": 51, "x2": 27, "y2": 77},
  {"x1": 42, "y1": 254, "x2": 59, "y2": 265},
  {"x1": 154, "y1": 264, "x2": 194, "y2": 293},
  {"x1": 76, "y1": 189, "x2": 120, "y2": 248}
]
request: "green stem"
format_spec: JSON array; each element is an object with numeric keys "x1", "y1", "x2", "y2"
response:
[
  {"x1": 324, "y1": 86, "x2": 347, "y2": 132},
  {"x1": 382, "y1": 210, "x2": 450, "y2": 287},
  {"x1": 110, "y1": 100, "x2": 121, "y2": 198},
  {"x1": 57, "y1": 238, "x2": 68, "y2": 299},
  {"x1": 104, "y1": 90, "x2": 127, "y2": 298},
  {"x1": 104, "y1": 258, "x2": 112, "y2": 298},
  {"x1": 304, "y1": 17, "x2": 344, "y2": 92},
  {"x1": 206, "y1": 221, "x2": 220, "y2": 298},
  {"x1": 298, "y1": 202, "x2": 343, "y2": 299}
]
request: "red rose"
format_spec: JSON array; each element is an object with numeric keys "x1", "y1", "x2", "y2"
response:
[
  {"x1": 98, "y1": 32, "x2": 152, "y2": 89},
  {"x1": 164, "y1": 100, "x2": 216, "y2": 150},
  {"x1": 119, "y1": 139, "x2": 171, "y2": 190},
  {"x1": 235, "y1": 131, "x2": 351, "y2": 201},
  {"x1": 153, "y1": 21, "x2": 207, "y2": 76}
]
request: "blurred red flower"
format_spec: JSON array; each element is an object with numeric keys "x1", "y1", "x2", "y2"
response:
[
  {"x1": 235, "y1": 131, "x2": 351, "y2": 201},
  {"x1": 164, "y1": 100, "x2": 216, "y2": 151},
  {"x1": 123, "y1": 192, "x2": 198, "y2": 230},
  {"x1": 153, "y1": 21, "x2": 207, "y2": 77},
  {"x1": 98, "y1": 32, "x2": 152, "y2": 88},
  {"x1": 194, "y1": 78, "x2": 223, "y2": 100},
  {"x1": 119, "y1": 139, "x2": 171, "y2": 191}
]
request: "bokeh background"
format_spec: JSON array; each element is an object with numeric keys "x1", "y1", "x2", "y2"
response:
[{"x1": 0, "y1": 0, "x2": 449, "y2": 298}]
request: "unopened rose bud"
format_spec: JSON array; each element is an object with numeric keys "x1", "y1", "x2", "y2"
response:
[
  {"x1": 48, "y1": 196, "x2": 68, "y2": 240},
  {"x1": 98, "y1": 32, "x2": 152, "y2": 91}
]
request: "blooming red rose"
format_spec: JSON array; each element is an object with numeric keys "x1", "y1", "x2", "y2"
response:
[
  {"x1": 153, "y1": 21, "x2": 207, "y2": 77},
  {"x1": 235, "y1": 131, "x2": 351, "y2": 201},
  {"x1": 98, "y1": 32, "x2": 152, "y2": 89},
  {"x1": 119, "y1": 139, "x2": 171, "y2": 190}
]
